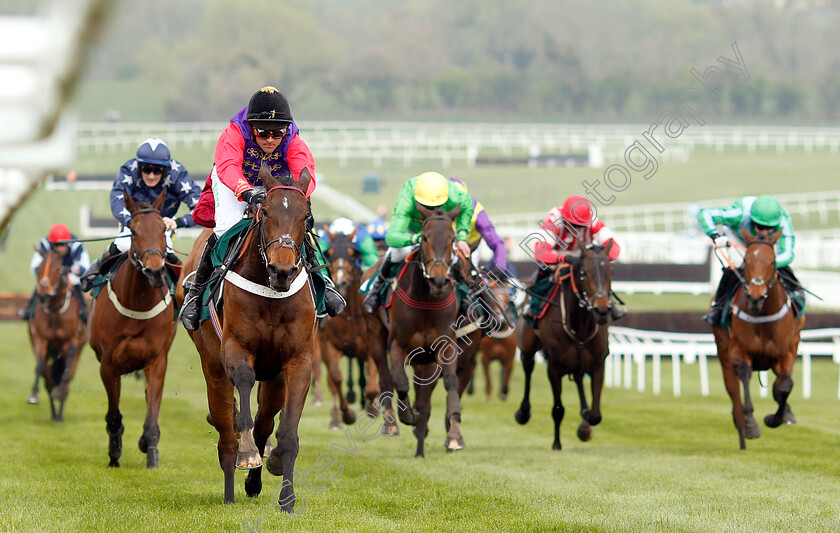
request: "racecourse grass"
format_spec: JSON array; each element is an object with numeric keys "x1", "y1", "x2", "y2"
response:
[{"x1": 0, "y1": 322, "x2": 839, "y2": 532}]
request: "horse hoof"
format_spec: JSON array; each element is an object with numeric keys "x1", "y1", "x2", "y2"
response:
[
  {"x1": 577, "y1": 422, "x2": 593, "y2": 442},
  {"x1": 398, "y1": 408, "x2": 418, "y2": 427},
  {"x1": 346, "y1": 391, "x2": 356, "y2": 404},
  {"x1": 26, "y1": 395, "x2": 39, "y2": 405},
  {"x1": 342, "y1": 409, "x2": 357, "y2": 425},
  {"x1": 382, "y1": 423, "x2": 400, "y2": 437},
  {"x1": 514, "y1": 409, "x2": 531, "y2": 425},
  {"x1": 108, "y1": 459, "x2": 120, "y2": 467},
  {"x1": 266, "y1": 450, "x2": 283, "y2": 476},
  {"x1": 236, "y1": 452, "x2": 262, "y2": 470},
  {"x1": 313, "y1": 399, "x2": 323, "y2": 407},
  {"x1": 205, "y1": 413, "x2": 213, "y2": 426},
  {"x1": 552, "y1": 442, "x2": 562, "y2": 451},
  {"x1": 445, "y1": 437, "x2": 465, "y2": 452},
  {"x1": 138, "y1": 436, "x2": 148, "y2": 454},
  {"x1": 263, "y1": 441, "x2": 274, "y2": 458},
  {"x1": 744, "y1": 420, "x2": 762, "y2": 439},
  {"x1": 146, "y1": 447, "x2": 159, "y2": 468},
  {"x1": 52, "y1": 415, "x2": 64, "y2": 424},
  {"x1": 329, "y1": 420, "x2": 342, "y2": 430},
  {"x1": 499, "y1": 392, "x2": 508, "y2": 401},
  {"x1": 245, "y1": 475, "x2": 262, "y2": 498}
]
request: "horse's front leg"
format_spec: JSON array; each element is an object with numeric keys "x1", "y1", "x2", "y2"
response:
[
  {"x1": 765, "y1": 352, "x2": 796, "y2": 428},
  {"x1": 28, "y1": 336, "x2": 47, "y2": 405},
  {"x1": 734, "y1": 354, "x2": 760, "y2": 441},
  {"x1": 440, "y1": 339, "x2": 465, "y2": 452},
  {"x1": 52, "y1": 342, "x2": 79, "y2": 423},
  {"x1": 363, "y1": 355, "x2": 380, "y2": 415},
  {"x1": 323, "y1": 341, "x2": 355, "y2": 430},
  {"x1": 138, "y1": 353, "x2": 167, "y2": 468},
  {"x1": 546, "y1": 360, "x2": 566, "y2": 450},
  {"x1": 246, "y1": 377, "x2": 285, "y2": 498},
  {"x1": 225, "y1": 340, "x2": 261, "y2": 470},
  {"x1": 200, "y1": 351, "x2": 238, "y2": 504},
  {"x1": 368, "y1": 321, "x2": 399, "y2": 435},
  {"x1": 515, "y1": 330, "x2": 538, "y2": 425},
  {"x1": 270, "y1": 355, "x2": 312, "y2": 514},
  {"x1": 412, "y1": 362, "x2": 438, "y2": 458},
  {"x1": 100, "y1": 360, "x2": 124, "y2": 467},
  {"x1": 389, "y1": 339, "x2": 419, "y2": 426}
]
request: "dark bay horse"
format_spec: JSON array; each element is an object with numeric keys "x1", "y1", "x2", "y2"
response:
[
  {"x1": 89, "y1": 191, "x2": 175, "y2": 468},
  {"x1": 712, "y1": 229, "x2": 804, "y2": 450},
  {"x1": 319, "y1": 229, "x2": 384, "y2": 431},
  {"x1": 515, "y1": 241, "x2": 615, "y2": 449},
  {"x1": 388, "y1": 204, "x2": 467, "y2": 457},
  {"x1": 179, "y1": 165, "x2": 316, "y2": 509},
  {"x1": 26, "y1": 247, "x2": 87, "y2": 421}
]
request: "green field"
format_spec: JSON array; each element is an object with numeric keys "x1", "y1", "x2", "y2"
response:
[{"x1": 0, "y1": 322, "x2": 839, "y2": 532}]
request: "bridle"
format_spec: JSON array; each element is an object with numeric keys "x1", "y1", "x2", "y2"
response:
[
  {"x1": 327, "y1": 235, "x2": 361, "y2": 289},
  {"x1": 740, "y1": 239, "x2": 777, "y2": 307},
  {"x1": 127, "y1": 207, "x2": 167, "y2": 277},
  {"x1": 416, "y1": 215, "x2": 454, "y2": 280},
  {"x1": 256, "y1": 185, "x2": 306, "y2": 268},
  {"x1": 36, "y1": 251, "x2": 69, "y2": 307},
  {"x1": 571, "y1": 250, "x2": 612, "y2": 314}
]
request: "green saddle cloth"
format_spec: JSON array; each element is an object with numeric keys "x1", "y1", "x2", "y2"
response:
[
  {"x1": 199, "y1": 220, "x2": 327, "y2": 322},
  {"x1": 523, "y1": 265, "x2": 571, "y2": 328}
]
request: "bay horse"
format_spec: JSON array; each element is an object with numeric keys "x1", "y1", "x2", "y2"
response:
[
  {"x1": 319, "y1": 229, "x2": 384, "y2": 431},
  {"x1": 515, "y1": 241, "x2": 615, "y2": 449},
  {"x1": 178, "y1": 164, "x2": 316, "y2": 509},
  {"x1": 89, "y1": 190, "x2": 175, "y2": 468},
  {"x1": 387, "y1": 204, "x2": 467, "y2": 457},
  {"x1": 26, "y1": 247, "x2": 87, "y2": 421},
  {"x1": 478, "y1": 276, "x2": 518, "y2": 402},
  {"x1": 712, "y1": 228, "x2": 804, "y2": 450}
]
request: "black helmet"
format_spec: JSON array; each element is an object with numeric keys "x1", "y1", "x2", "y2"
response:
[{"x1": 246, "y1": 86, "x2": 293, "y2": 124}]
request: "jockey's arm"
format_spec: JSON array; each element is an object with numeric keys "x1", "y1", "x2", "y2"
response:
[
  {"x1": 110, "y1": 164, "x2": 133, "y2": 225},
  {"x1": 359, "y1": 235, "x2": 381, "y2": 269},
  {"x1": 385, "y1": 183, "x2": 420, "y2": 248},
  {"x1": 776, "y1": 212, "x2": 795, "y2": 268},
  {"x1": 214, "y1": 123, "x2": 255, "y2": 199},
  {"x1": 533, "y1": 209, "x2": 564, "y2": 265},
  {"x1": 171, "y1": 164, "x2": 202, "y2": 228},
  {"x1": 474, "y1": 209, "x2": 507, "y2": 270},
  {"x1": 450, "y1": 186, "x2": 474, "y2": 243},
  {"x1": 71, "y1": 242, "x2": 91, "y2": 277},
  {"x1": 696, "y1": 201, "x2": 743, "y2": 238},
  {"x1": 591, "y1": 220, "x2": 621, "y2": 261}
]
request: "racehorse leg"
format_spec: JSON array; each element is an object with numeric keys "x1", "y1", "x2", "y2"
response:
[
  {"x1": 483, "y1": 352, "x2": 493, "y2": 403},
  {"x1": 363, "y1": 355, "x2": 380, "y2": 418},
  {"x1": 389, "y1": 340, "x2": 419, "y2": 426},
  {"x1": 515, "y1": 347, "x2": 535, "y2": 425},
  {"x1": 735, "y1": 358, "x2": 761, "y2": 441},
  {"x1": 138, "y1": 354, "x2": 166, "y2": 468},
  {"x1": 574, "y1": 375, "x2": 592, "y2": 442},
  {"x1": 28, "y1": 337, "x2": 47, "y2": 405},
  {"x1": 269, "y1": 355, "x2": 312, "y2": 513},
  {"x1": 100, "y1": 362, "x2": 124, "y2": 467},
  {"x1": 53, "y1": 342, "x2": 82, "y2": 423},
  {"x1": 442, "y1": 347, "x2": 465, "y2": 452},
  {"x1": 548, "y1": 361, "x2": 565, "y2": 450},
  {"x1": 357, "y1": 357, "x2": 367, "y2": 409},
  {"x1": 201, "y1": 351, "x2": 238, "y2": 504},
  {"x1": 716, "y1": 328, "x2": 748, "y2": 450},
  {"x1": 226, "y1": 353, "x2": 261, "y2": 471},
  {"x1": 311, "y1": 335, "x2": 323, "y2": 407},
  {"x1": 367, "y1": 318, "x2": 399, "y2": 435},
  {"x1": 500, "y1": 352, "x2": 515, "y2": 401},
  {"x1": 765, "y1": 355, "x2": 796, "y2": 428},
  {"x1": 412, "y1": 363, "x2": 437, "y2": 458},
  {"x1": 324, "y1": 342, "x2": 356, "y2": 429},
  {"x1": 345, "y1": 357, "x2": 356, "y2": 405},
  {"x1": 246, "y1": 377, "x2": 285, "y2": 498}
]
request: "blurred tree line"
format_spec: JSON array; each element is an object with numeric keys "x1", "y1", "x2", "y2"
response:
[{"x1": 72, "y1": 0, "x2": 840, "y2": 123}]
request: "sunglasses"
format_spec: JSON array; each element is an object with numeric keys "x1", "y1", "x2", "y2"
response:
[
  {"x1": 140, "y1": 164, "x2": 166, "y2": 175},
  {"x1": 254, "y1": 126, "x2": 288, "y2": 139}
]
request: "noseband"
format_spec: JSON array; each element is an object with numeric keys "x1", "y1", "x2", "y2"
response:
[
  {"x1": 571, "y1": 254, "x2": 612, "y2": 314},
  {"x1": 417, "y1": 215, "x2": 454, "y2": 280},
  {"x1": 256, "y1": 185, "x2": 306, "y2": 268},
  {"x1": 743, "y1": 240, "x2": 777, "y2": 304},
  {"x1": 128, "y1": 207, "x2": 166, "y2": 276}
]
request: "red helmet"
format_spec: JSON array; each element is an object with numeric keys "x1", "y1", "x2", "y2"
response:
[
  {"x1": 48, "y1": 223, "x2": 71, "y2": 243},
  {"x1": 560, "y1": 195, "x2": 595, "y2": 226}
]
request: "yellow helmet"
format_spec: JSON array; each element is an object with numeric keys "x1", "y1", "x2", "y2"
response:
[{"x1": 413, "y1": 171, "x2": 449, "y2": 207}]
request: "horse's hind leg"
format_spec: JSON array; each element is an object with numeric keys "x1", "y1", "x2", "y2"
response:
[
  {"x1": 100, "y1": 362, "x2": 124, "y2": 467},
  {"x1": 202, "y1": 356, "x2": 238, "y2": 504},
  {"x1": 139, "y1": 354, "x2": 167, "y2": 468},
  {"x1": 548, "y1": 362, "x2": 565, "y2": 450},
  {"x1": 363, "y1": 355, "x2": 380, "y2": 417},
  {"x1": 324, "y1": 342, "x2": 356, "y2": 429},
  {"x1": 765, "y1": 355, "x2": 796, "y2": 428},
  {"x1": 247, "y1": 377, "x2": 285, "y2": 498},
  {"x1": 482, "y1": 354, "x2": 493, "y2": 402}
]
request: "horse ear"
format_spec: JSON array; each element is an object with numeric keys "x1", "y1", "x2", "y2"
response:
[
  {"x1": 324, "y1": 226, "x2": 334, "y2": 240},
  {"x1": 415, "y1": 201, "x2": 434, "y2": 219},
  {"x1": 294, "y1": 167, "x2": 312, "y2": 195},
  {"x1": 124, "y1": 192, "x2": 138, "y2": 214},
  {"x1": 768, "y1": 228, "x2": 782, "y2": 245},
  {"x1": 604, "y1": 238, "x2": 614, "y2": 254},
  {"x1": 740, "y1": 226, "x2": 754, "y2": 243},
  {"x1": 349, "y1": 226, "x2": 358, "y2": 241},
  {"x1": 446, "y1": 204, "x2": 462, "y2": 221},
  {"x1": 152, "y1": 189, "x2": 166, "y2": 212},
  {"x1": 259, "y1": 161, "x2": 280, "y2": 191}
]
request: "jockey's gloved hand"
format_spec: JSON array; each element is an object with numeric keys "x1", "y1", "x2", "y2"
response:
[
  {"x1": 564, "y1": 255, "x2": 581, "y2": 267},
  {"x1": 241, "y1": 189, "x2": 265, "y2": 209},
  {"x1": 713, "y1": 235, "x2": 730, "y2": 248}
]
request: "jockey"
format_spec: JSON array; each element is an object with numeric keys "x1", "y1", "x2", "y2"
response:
[
  {"x1": 448, "y1": 177, "x2": 508, "y2": 276},
  {"x1": 321, "y1": 217, "x2": 380, "y2": 270},
  {"x1": 179, "y1": 86, "x2": 345, "y2": 331},
  {"x1": 697, "y1": 194, "x2": 802, "y2": 326},
  {"x1": 366, "y1": 218, "x2": 388, "y2": 254},
  {"x1": 79, "y1": 138, "x2": 200, "y2": 290},
  {"x1": 18, "y1": 223, "x2": 91, "y2": 322},
  {"x1": 521, "y1": 194, "x2": 624, "y2": 322},
  {"x1": 363, "y1": 171, "x2": 474, "y2": 314}
]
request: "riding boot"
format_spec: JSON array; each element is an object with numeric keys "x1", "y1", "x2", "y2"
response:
[
  {"x1": 180, "y1": 234, "x2": 217, "y2": 331},
  {"x1": 363, "y1": 254, "x2": 395, "y2": 315},
  {"x1": 703, "y1": 268, "x2": 739, "y2": 326},
  {"x1": 778, "y1": 265, "x2": 806, "y2": 315},
  {"x1": 79, "y1": 242, "x2": 120, "y2": 292},
  {"x1": 16, "y1": 289, "x2": 37, "y2": 320},
  {"x1": 521, "y1": 267, "x2": 551, "y2": 322},
  {"x1": 322, "y1": 275, "x2": 346, "y2": 317},
  {"x1": 72, "y1": 285, "x2": 89, "y2": 322},
  {"x1": 165, "y1": 252, "x2": 182, "y2": 283}
]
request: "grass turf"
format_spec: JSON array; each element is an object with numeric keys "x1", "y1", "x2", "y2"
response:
[{"x1": 0, "y1": 322, "x2": 838, "y2": 531}]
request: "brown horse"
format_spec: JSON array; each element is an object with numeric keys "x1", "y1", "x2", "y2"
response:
[
  {"x1": 478, "y1": 276, "x2": 517, "y2": 402},
  {"x1": 179, "y1": 165, "x2": 316, "y2": 509},
  {"x1": 387, "y1": 204, "x2": 468, "y2": 457},
  {"x1": 26, "y1": 247, "x2": 87, "y2": 421},
  {"x1": 89, "y1": 191, "x2": 175, "y2": 468},
  {"x1": 515, "y1": 241, "x2": 615, "y2": 449},
  {"x1": 319, "y1": 230, "x2": 384, "y2": 430},
  {"x1": 712, "y1": 229, "x2": 804, "y2": 450}
]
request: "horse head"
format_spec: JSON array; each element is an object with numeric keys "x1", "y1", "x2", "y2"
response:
[
  {"x1": 740, "y1": 225, "x2": 780, "y2": 312},
  {"x1": 323, "y1": 227, "x2": 360, "y2": 298},
  {"x1": 35, "y1": 247, "x2": 68, "y2": 302},
  {"x1": 124, "y1": 191, "x2": 168, "y2": 288},
  {"x1": 257, "y1": 163, "x2": 311, "y2": 293},
  {"x1": 574, "y1": 239, "x2": 614, "y2": 325},
  {"x1": 416, "y1": 202, "x2": 460, "y2": 297}
]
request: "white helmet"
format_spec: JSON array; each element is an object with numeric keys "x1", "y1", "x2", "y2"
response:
[{"x1": 329, "y1": 217, "x2": 356, "y2": 236}]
